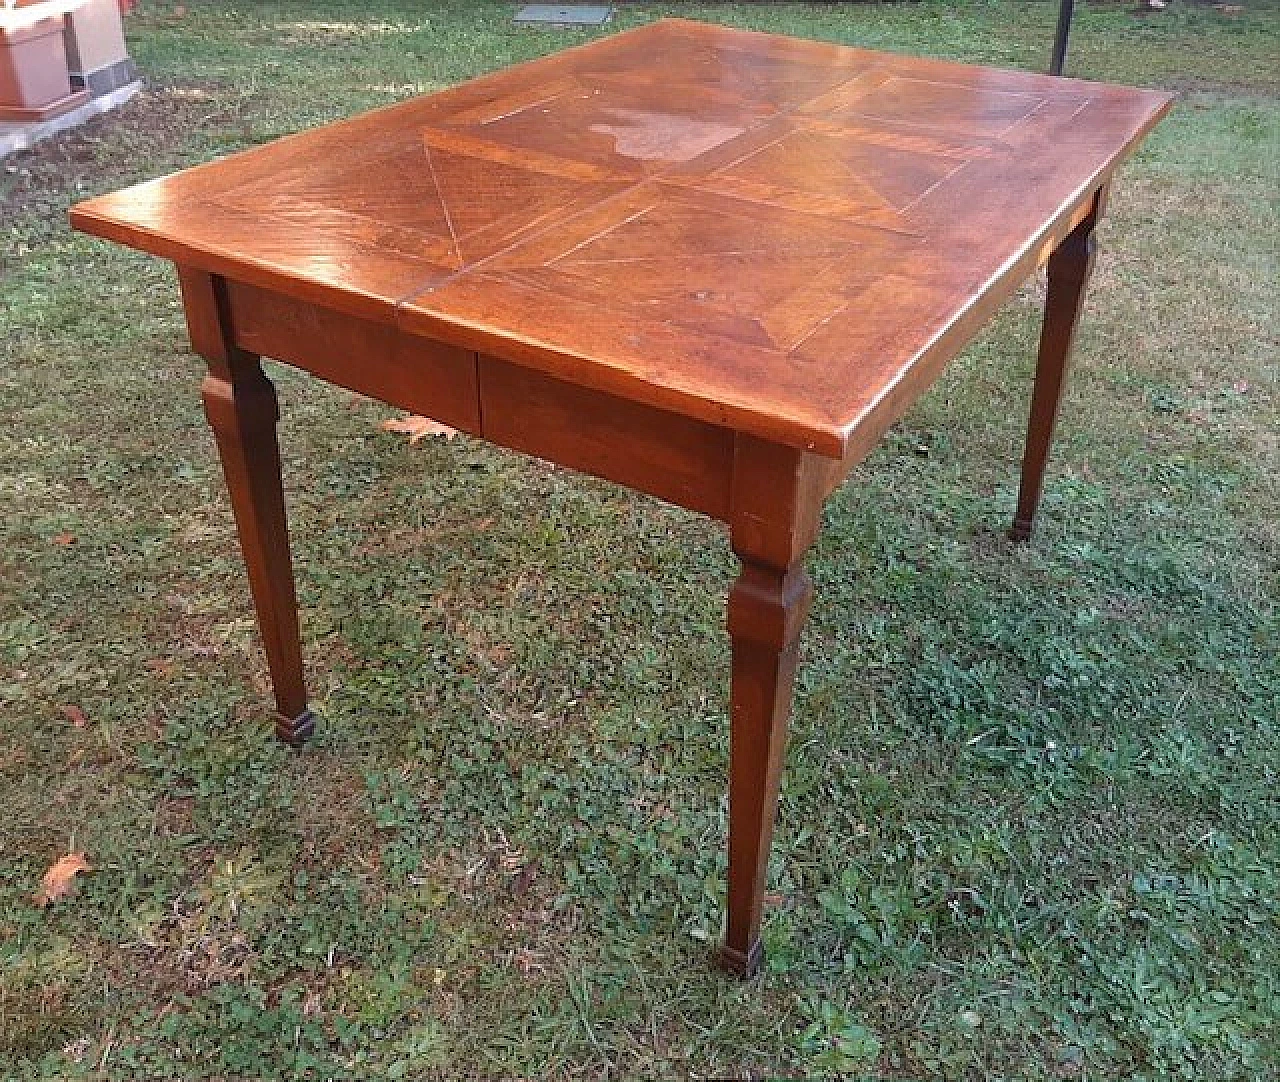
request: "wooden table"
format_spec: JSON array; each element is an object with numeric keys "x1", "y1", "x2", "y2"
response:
[{"x1": 71, "y1": 19, "x2": 1170, "y2": 977}]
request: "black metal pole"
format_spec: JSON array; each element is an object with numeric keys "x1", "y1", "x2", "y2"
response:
[{"x1": 1050, "y1": 0, "x2": 1075, "y2": 76}]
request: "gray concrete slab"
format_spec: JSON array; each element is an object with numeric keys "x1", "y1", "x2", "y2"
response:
[
  {"x1": 0, "y1": 80, "x2": 142, "y2": 160},
  {"x1": 514, "y1": 5, "x2": 612, "y2": 27}
]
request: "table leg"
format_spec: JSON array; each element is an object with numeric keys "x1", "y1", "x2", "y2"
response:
[
  {"x1": 723, "y1": 559, "x2": 812, "y2": 977},
  {"x1": 181, "y1": 269, "x2": 314, "y2": 745},
  {"x1": 721, "y1": 436, "x2": 824, "y2": 977},
  {"x1": 1011, "y1": 192, "x2": 1102, "y2": 542}
]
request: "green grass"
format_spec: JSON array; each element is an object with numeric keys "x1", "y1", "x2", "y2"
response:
[{"x1": 1, "y1": 1, "x2": 1277, "y2": 1078}]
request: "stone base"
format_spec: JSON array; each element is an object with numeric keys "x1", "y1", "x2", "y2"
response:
[
  {"x1": 0, "y1": 79, "x2": 139, "y2": 160},
  {"x1": 0, "y1": 87, "x2": 89, "y2": 123},
  {"x1": 70, "y1": 57, "x2": 136, "y2": 98}
]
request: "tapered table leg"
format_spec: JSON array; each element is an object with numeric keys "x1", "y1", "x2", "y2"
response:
[
  {"x1": 720, "y1": 436, "x2": 825, "y2": 978},
  {"x1": 181, "y1": 269, "x2": 314, "y2": 745},
  {"x1": 1011, "y1": 191, "x2": 1103, "y2": 541},
  {"x1": 722, "y1": 560, "x2": 812, "y2": 977}
]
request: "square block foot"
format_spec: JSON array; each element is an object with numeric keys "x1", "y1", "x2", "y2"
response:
[
  {"x1": 719, "y1": 939, "x2": 764, "y2": 979},
  {"x1": 275, "y1": 708, "x2": 316, "y2": 746}
]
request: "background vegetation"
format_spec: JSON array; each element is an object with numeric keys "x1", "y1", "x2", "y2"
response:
[{"x1": 1, "y1": 1, "x2": 1276, "y2": 1078}]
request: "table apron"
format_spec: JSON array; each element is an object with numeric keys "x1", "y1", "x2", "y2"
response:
[
  {"x1": 217, "y1": 276, "x2": 736, "y2": 520},
  {"x1": 198, "y1": 174, "x2": 1100, "y2": 530}
]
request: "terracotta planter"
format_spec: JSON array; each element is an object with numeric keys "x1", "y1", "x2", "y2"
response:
[{"x1": 0, "y1": 15, "x2": 87, "y2": 121}]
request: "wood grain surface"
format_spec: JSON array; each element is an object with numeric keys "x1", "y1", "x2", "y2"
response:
[{"x1": 71, "y1": 18, "x2": 1170, "y2": 456}]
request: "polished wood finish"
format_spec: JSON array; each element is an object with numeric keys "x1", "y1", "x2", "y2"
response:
[
  {"x1": 722, "y1": 436, "x2": 826, "y2": 975},
  {"x1": 71, "y1": 20, "x2": 1169, "y2": 975},
  {"x1": 478, "y1": 356, "x2": 736, "y2": 519},
  {"x1": 1011, "y1": 188, "x2": 1104, "y2": 541},
  {"x1": 180, "y1": 269, "x2": 314, "y2": 745},
  {"x1": 224, "y1": 279, "x2": 482, "y2": 435},
  {"x1": 71, "y1": 19, "x2": 1170, "y2": 456},
  {"x1": 724, "y1": 562, "x2": 810, "y2": 977}
]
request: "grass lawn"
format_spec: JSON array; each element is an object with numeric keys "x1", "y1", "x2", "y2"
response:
[{"x1": 2, "y1": 1, "x2": 1277, "y2": 1078}]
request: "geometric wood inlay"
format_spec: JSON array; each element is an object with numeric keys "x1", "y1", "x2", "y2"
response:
[{"x1": 70, "y1": 17, "x2": 1173, "y2": 455}]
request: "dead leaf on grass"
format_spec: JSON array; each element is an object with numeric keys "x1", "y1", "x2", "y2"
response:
[
  {"x1": 34, "y1": 852, "x2": 92, "y2": 907},
  {"x1": 52, "y1": 532, "x2": 76, "y2": 546},
  {"x1": 379, "y1": 415, "x2": 459, "y2": 444},
  {"x1": 58, "y1": 704, "x2": 88, "y2": 728}
]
